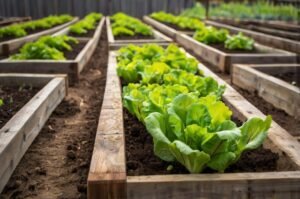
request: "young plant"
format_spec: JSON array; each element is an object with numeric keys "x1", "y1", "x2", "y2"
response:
[
  {"x1": 193, "y1": 26, "x2": 229, "y2": 45},
  {"x1": 69, "y1": 13, "x2": 103, "y2": 35},
  {"x1": 225, "y1": 33, "x2": 254, "y2": 51}
]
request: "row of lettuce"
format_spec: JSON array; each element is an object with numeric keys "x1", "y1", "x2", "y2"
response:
[
  {"x1": 117, "y1": 43, "x2": 272, "y2": 173},
  {"x1": 111, "y1": 13, "x2": 153, "y2": 37},
  {"x1": 182, "y1": 2, "x2": 299, "y2": 22},
  {"x1": 0, "y1": 15, "x2": 73, "y2": 39},
  {"x1": 151, "y1": 12, "x2": 255, "y2": 51},
  {"x1": 7, "y1": 13, "x2": 103, "y2": 60}
]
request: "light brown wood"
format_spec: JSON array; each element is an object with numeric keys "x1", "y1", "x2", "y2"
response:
[
  {"x1": 0, "y1": 18, "x2": 79, "y2": 56},
  {"x1": 205, "y1": 20, "x2": 300, "y2": 54},
  {"x1": 0, "y1": 20, "x2": 104, "y2": 84},
  {"x1": 107, "y1": 17, "x2": 172, "y2": 50},
  {"x1": 176, "y1": 33, "x2": 297, "y2": 73},
  {"x1": 0, "y1": 17, "x2": 31, "y2": 27},
  {"x1": 88, "y1": 50, "x2": 300, "y2": 198},
  {"x1": 88, "y1": 51, "x2": 126, "y2": 199},
  {"x1": 232, "y1": 64, "x2": 300, "y2": 121},
  {"x1": 127, "y1": 172, "x2": 300, "y2": 199},
  {"x1": 0, "y1": 74, "x2": 67, "y2": 193}
]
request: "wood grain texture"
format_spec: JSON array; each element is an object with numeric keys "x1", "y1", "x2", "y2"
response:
[
  {"x1": 0, "y1": 74, "x2": 67, "y2": 193},
  {"x1": 88, "y1": 51, "x2": 126, "y2": 199},
  {"x1": 232, "y1": 64, "x2": 300, "y2": 121},
  {"x1": 205, "y1": 20, "x2": 300, "y2": 54},
  {"x1": 0, "y1": 18, "x2": 79, "y2": 56}
]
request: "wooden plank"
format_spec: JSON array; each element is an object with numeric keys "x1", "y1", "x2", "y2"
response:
[
  {"x1": 205, "y1": 20, "x2": 300, "y2": 54},
  {"x1": 0, "y1": 17, "x2": 79, "y2": 56},
  {"x1": 88, "y1": 51, "x2": 126, "y2": 199},
  {"x1": 232, "y1": 64, "x2": 300, "y2": 121},
  {"x1": 0, "y1": 16, "x2": 31, "y2": 27},
  {"x1": 176, "y1": 33, "x2": 297, "y2": 73},
  {"x1": 127, "y1": 172, "x2": 300, "y2": 199},
  {"x1": 0, "y1": 74, "x2": 67, "y2": 193},
  {"x1": 107, "y1": 17, "x2": 172, "y2": 50}
]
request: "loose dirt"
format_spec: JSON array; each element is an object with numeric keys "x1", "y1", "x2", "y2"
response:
[{"x1": 0, "y1": 28, "x2": 108, "y2": 199}]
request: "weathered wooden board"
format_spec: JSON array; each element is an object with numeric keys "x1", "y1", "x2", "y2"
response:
[
  {"x1": 0, "y1": 20, "x2": 104, "y2": 84},
  {"x1": 0, "y1": 17, "x2": 79, "y2": 56},
  {"x1": 176, "y1": 33, "x2": 297, "y2": 73},
  {"x1": 0, "y1": 16, "x2": 31, "y2": 27},
  {"x1": 107, "y1": 17, "x2": 173, "y2": 50},
  {"x1": 205, "y1": 20, "x2": 300, "y2": 54},
  {"x1": 232, "y1": 64, "x2": 300, "y2": 122},
  {"x1": 0, "y1": 73, "x2": 68, "y2": 193},
  {"x1": 54, "y1": 17, "x2": 105, "y2": 40},
  {"x1": 87, "y1": 50, "x2": 300, "y2": 199}
]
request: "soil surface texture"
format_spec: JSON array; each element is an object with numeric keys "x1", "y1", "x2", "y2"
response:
[
  {"x1": 0, "y1": 85, "x2": 40, "y2": 129},
  {"x1": 124, "y1": 109, "x2": 279, "y2": 176},
  {"x1": 273, "y1": 71, "x2": 300, "y2": 87},
  {"x1": 64, "y1": 41, "x2": 87, "y2": 60},
  {"x1": 0, "y1": 28, "x2": 108, "y2": 199}
]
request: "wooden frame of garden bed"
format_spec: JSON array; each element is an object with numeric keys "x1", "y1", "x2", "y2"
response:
[
  {"x1": 0, "y1": 73, "x2": 68, "y2": 193},
  {"x1": 106, "y1": 17, "x2": 172, "y2": 50},
  {"x1": 176, "y1": 33, "x2": 297, "y2": 73},
  {"x1": 87, "y1": 51, "x2": 300, "y2": 199},
  {"x1": 205, "y1": 20, "x2": 300, "y2": 54},
  {"x1": 232, "y1": 64, "x2": 300, "y2": 122},
  {"x1": 0, "y1": 21, "x2": 104, "y2": 84},
  {"x1": 0, "y1": 16, "x2": 31, "y2": 27},
  {"x1": 54, "y1": 17, "x2": 105, "y2": 39},
  {"x1": 0, "y1": 17, "x2": 78, "y2": 56}
]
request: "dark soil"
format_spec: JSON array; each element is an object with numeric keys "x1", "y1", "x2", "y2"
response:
[
  {"x1": 272, "y1": 71, "x2": 300, "y2": 87},
  {"x1": 124, "y1": 109, "x2": 279, "y2": 176},
  {"x1": 209, "y1": 43, "x2": 265, "y2": 54},
  {"x1": 68, "y1": 29, "x2": 95, "y2": 38},
  {"x1": 64, "y1": 41, "x2": 87, "y2": 60},
  {"x1": 115, "y1": 34, "x2": 155, "y2": 40},
  {"x1": 233, "y1": 87, "x2": 300, "y2": 136},
  {"x1": 0, "y1": 27, "x2": 108, "y2": 199},
  {"x1": 0, "y1": 85, "x2": 40, "y2": 129}
]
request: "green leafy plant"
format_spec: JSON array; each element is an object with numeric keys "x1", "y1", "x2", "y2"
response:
[
  {"x1": 0, "y1": 15, "x2": 73, "y2": 39},
  {"x1": 117, "y1": 43, "x2": 273, "y2": 173},
  {"x1": 10, "y1": 35, "x2": 78, "y2": 60},
  {"x1": 111, "y1": 12, "x2": 153, "y2": 37},
  {"x1": 69, "y1": 12, "x2": 103, "y2": 35},
  {"x1": 0, "y1": 98, "x2": 4, "y2": 107},
  {"x1": 193, "y1": 26, "x2": 229, "y2": 45},
  {"x1": 225, "y1": 33, "x2": 254, "y2": 50}
]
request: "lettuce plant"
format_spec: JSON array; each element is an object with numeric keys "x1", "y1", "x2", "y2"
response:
[
  {"x1": 118, "y1": 44, "x2": 272, "y2": 174},
  {"x1": 225, "y1": 33, "x2": 254, "y2": 50},
  {"x1": 193, "y1": 26, "x2": 229, "y2": 45},
  {"x1": 69, "y1": 13, "x2": 102, "y2": 35}
]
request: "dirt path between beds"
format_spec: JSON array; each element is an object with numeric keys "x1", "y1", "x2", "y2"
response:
[{"x1": 0, "y1": 28, "x2": 108, "y2": 199}]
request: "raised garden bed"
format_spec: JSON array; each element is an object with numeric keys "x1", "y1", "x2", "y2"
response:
[
  {"x1": 54, "y1": 17, "x2": 105, "y2": 39},
  {"x1": 0, "y1": 22, "x2": 104, "y2": 84},
  {"x1": 107, "y1": 17, "x2": 172, "y2": 50},
  {"x1": 0, "y1": 73, "x2": 67, "y2": 193},
  {"x1": 232, "y1": 64, "x2": 300, "y2": 120},
  {"x1": 0, "y1": 17, "x2": 31, "y2": 27},
  {"x1": 176, "y1": 33, "x2": 297, "y2": 73},
  {"x1": 205, "y1": 20, "x2": 300, "y2": 54},
  {"x1": 87, "y1": 51, "x2": 300, "y2": 199},
  {"x1": 0, "y1": 17, "x2": 78, "y2": 56}
]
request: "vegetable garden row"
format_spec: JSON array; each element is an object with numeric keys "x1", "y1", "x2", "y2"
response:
[{"x1": 0, "y1": 11, "x2": 299, "y2": 199}]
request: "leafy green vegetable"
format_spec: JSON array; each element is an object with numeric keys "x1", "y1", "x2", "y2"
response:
[
  {"x1": 10, "y1": 35, "x2": 78, "y2": 60},
  {"x1": 118, "y1": 43, "x2": 273, "y2": 174},
  {"x1": 69, "y1": 13, "x2": 102, "y2": 35},
  {"x1": 193, "y1": 26, "x2": 229, "y2": 45},
  {"x1": 225, "y1": 33, "x2": 254, "y2": 50},
  {"x1": 0, "y1": 15, "x2": 73, "y2": 39},
  {"x1": 0, "y1": 98, "x2": 4, "y2": 107},
  {"x1": 111, "y1": 13, "x2": 153, "y2": 37}
]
